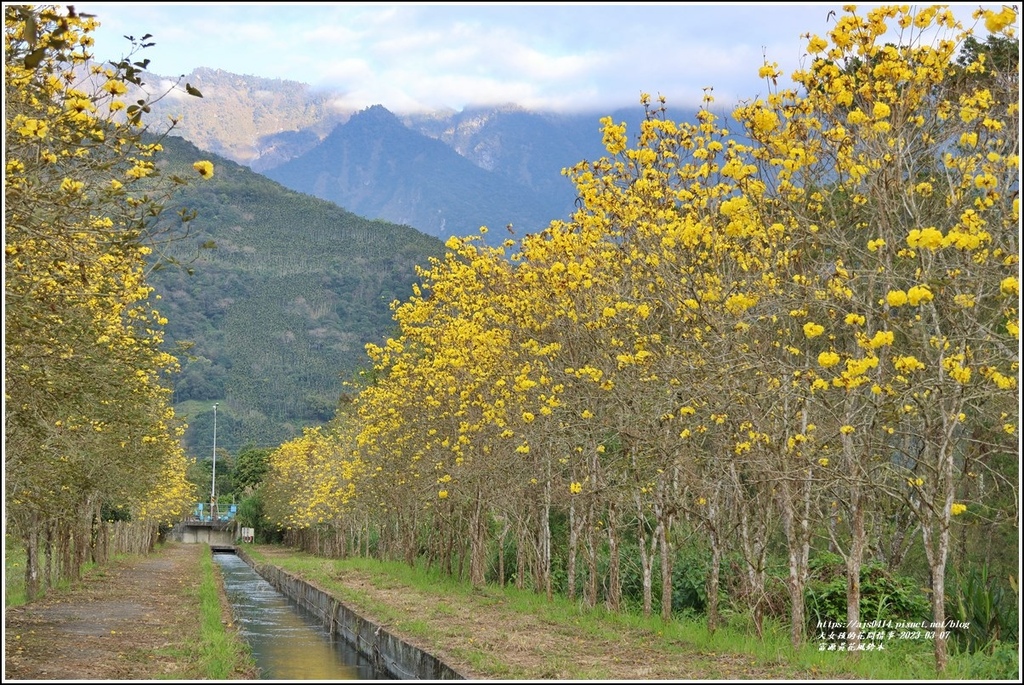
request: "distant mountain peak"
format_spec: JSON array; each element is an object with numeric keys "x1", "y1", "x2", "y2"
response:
[{"x1": 352, "y1": 104, "x2": 398, "y2": 120}]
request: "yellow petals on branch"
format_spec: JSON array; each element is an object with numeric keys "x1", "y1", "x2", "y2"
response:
[
  {"x1": 65, "y1": 97, "x2": 94, "y2": 114},
  {"x1": 599, "y1": 116, "x2": 628, "y2": 155},
  {"x1": 844, "y1": 313, "x2": 866, "y2": 326},
  {"x1": 950, "y1": 502, "x2": 967, "y2": 516},
  {"x1": 907, "y1": 227, "x2": 944, "y2": 250},
  {"x1": 125, "y1": 162, "x2": 154, "y2": 179},
  {"x1": 725, "y1": 293, "x2": 758, "y2": 315},
  {"x1": 953, "y1": 293, "x2": 976, "y2": 308},
  {"x1": 59, "y1": 178, "x2": 84, "y2": 193},
  {"x1": 886, "y1": 290, "x2": 908, "y2": 307},
  {"x1": 942, "y1": 358, "x2": 972, "y2": 384},
  {"x1": 959, "y1": 132, "x2": 978, "y2": 147},
  {"x1": 15, "y1": 117, "x2": 48, "y2": 138},
  {"x1": 982, "y1": 367, "x2": 1017, "y2": 390},
  {"x1": 193, "y1": 160, "x2": 214, "y2": 179},
  {"x1": 982, "y1": 6, "x2": 1018, "y2": 33},
  {"x1": 806, "y1": 36, "x2": 828, "y2": 54},
  {"x1": 101, "y1": 79, "x2": 128, "y2": 95},
  {"x1": 749, "y1": 106, "x2": 780, "y2": 135},
  {"x1": 818, "y1": 351, "x2": 841, "y2": 368},
  {"x1": 864, "y1": 330, "x2": 894, "y2": 349},
  {"x1": 894, "y1": 355, "x2": 925, "y2": 374},
  {"x1": 906, "y1": 285, "x2": 933, "y2": 306},
  {"x1": 803, "y1": 322, "x2": 825, "y2": 338}
]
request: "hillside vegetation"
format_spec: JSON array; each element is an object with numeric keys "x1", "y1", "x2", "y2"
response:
[{"x1": 149, "y1": 135, "x2": 445, "y2": 452}]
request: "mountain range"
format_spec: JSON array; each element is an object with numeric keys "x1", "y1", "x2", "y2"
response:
[
  {"x1": 146, "y1": 68, "x2": 666, "y2": 244},
  {"x1": 133, "y1": 67, "x2": 692, "y2": 453}
]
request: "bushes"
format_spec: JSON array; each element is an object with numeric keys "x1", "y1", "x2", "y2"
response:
[
  {"x1": 947, "y1": 564, "x2": 1018, "y2": 654},
  {"x1": 805, "y1": 552, "x2": 930, "y2": 633},
  {"x1": 949, "y1": 640, "x2": 1020, "y2": 680},
  {"x1": 669, "y1": 547, "x2": 711, "y2": 615}
]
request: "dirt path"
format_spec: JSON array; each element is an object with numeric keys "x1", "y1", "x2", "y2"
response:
[{"x1": 4, "y1": 543, "x2": 256, "y2": 680}]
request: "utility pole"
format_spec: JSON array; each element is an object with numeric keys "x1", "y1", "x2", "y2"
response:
[{"x1": 211, "y1": 402, "x2": 218, "y2": 521}]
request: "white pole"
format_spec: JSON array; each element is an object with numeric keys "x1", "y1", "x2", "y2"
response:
[{"x1": 211, "y1": 402, "x2": 218, "y2": 519}]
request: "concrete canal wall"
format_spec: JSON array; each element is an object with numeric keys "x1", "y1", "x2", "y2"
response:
[{"x1": 234, "y1": 549, "x2": 465, "y2": 680}]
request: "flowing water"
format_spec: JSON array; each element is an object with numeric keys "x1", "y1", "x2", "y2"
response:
[{"x1": 213, "y1": 552, "x2": 384, "y2": 680}]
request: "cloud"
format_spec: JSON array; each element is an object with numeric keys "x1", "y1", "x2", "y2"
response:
[{"x1": 75, "y1": 3, "x2": 1017, "y2": 114}]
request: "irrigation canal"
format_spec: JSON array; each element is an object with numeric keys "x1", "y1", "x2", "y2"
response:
[{"x1": 213, "y1": 551, "x2": 383, "y2": 680}]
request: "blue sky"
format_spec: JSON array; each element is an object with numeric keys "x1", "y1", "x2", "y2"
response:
[{"x1": 72, "y1": 3, "x2": 1012, "y2": 113}]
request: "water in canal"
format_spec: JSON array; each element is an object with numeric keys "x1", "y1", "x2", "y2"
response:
[{"x1": 213, "y1": 552, "x2": 383, "y2": 680}]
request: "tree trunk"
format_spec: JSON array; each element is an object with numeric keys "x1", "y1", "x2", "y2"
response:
[
  {"x1": 920, "y1": 482, "x2": 953, "y2": 673},
  {"x1": 567, "y1": 499, "x2": 579, "y2": 600},
  {"x1": 846, "y1": 484, "x2": 865, "y2": 652},
  {"x1": 708, "y1": 525, "x2": 722, "y2": 634},
  {"x1": 738, "y1": 487, "x2": 768, "y2": 639},
  {"x1": 541, "y1": 481, "x2": 553, "y2": 601},
  {"x1": 930, "y1": 555, "x2": 949, "y2": 672},
  {"x1": 585, "y1": 504, "x2": 598, "y2": 607},
  {"x1": 779, "y1": 474, "x2": 812, "y2": 649},
  {"x1": 24, "y1": 520, "x2": 41, "y2": 601},
  {"x1": 44, "y1": 522, "x2": 54, "y2": 591},
  {"x1": 657, "y1": 503, "x2": 674, "y2": 621},
  {"x1": 469, "y1": 490, "x2": 487, "y2": 587},
  {"x1": 606, "y1": 502, "x2": 621, "y2": 611},
  {"x1": 636, "y1": 504, "x2": 659, "y2": 619},
  {"x1": 639, "y1": 532, "x2": 656, "y2": 619},
  {"x1": 496, "y1": 515, "x2": 510, "y2": 587},
  {"x1": 515, "y1": 521, "x2": 527, "y2": 590},
  {"x1": 74, "y1": 498, "x2": 94, "y2": 580}
]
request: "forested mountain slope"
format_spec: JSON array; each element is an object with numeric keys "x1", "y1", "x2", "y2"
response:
[{"x1": 150, "y1": 135, "x2": 445, "y2": 453}]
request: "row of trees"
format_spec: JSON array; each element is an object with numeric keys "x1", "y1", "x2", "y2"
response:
[
  {"x1": 257, "y1": 5, "x2": 1019, "y2": 673},
  {"x1": 5, "y1": 6, "x2": 211, "y2": 597}
]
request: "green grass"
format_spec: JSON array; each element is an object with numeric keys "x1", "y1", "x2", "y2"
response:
[
  {"x1": 195, "y1": 548, "x2": 256, "y2": 679},
  {"x1": 3, "y1": 540, "x2": 104, "y2": 606},
  {"x1": 242, "y1": 544, "x2": 1017, "y2": 680},
  {"x1": 5, "y1": 537, "x2": 27, "y2": 607}
]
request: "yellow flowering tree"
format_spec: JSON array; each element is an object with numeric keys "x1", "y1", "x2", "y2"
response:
[
  {"x1": 5, "y1": 5, "x2": 212, "y2": 597},
  {"x1": 733, "y1": 4, "x2": 1019, "y2": 664},
  {"x1": 262, "y1": 425, "x2": 361, "y2": 554}
]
